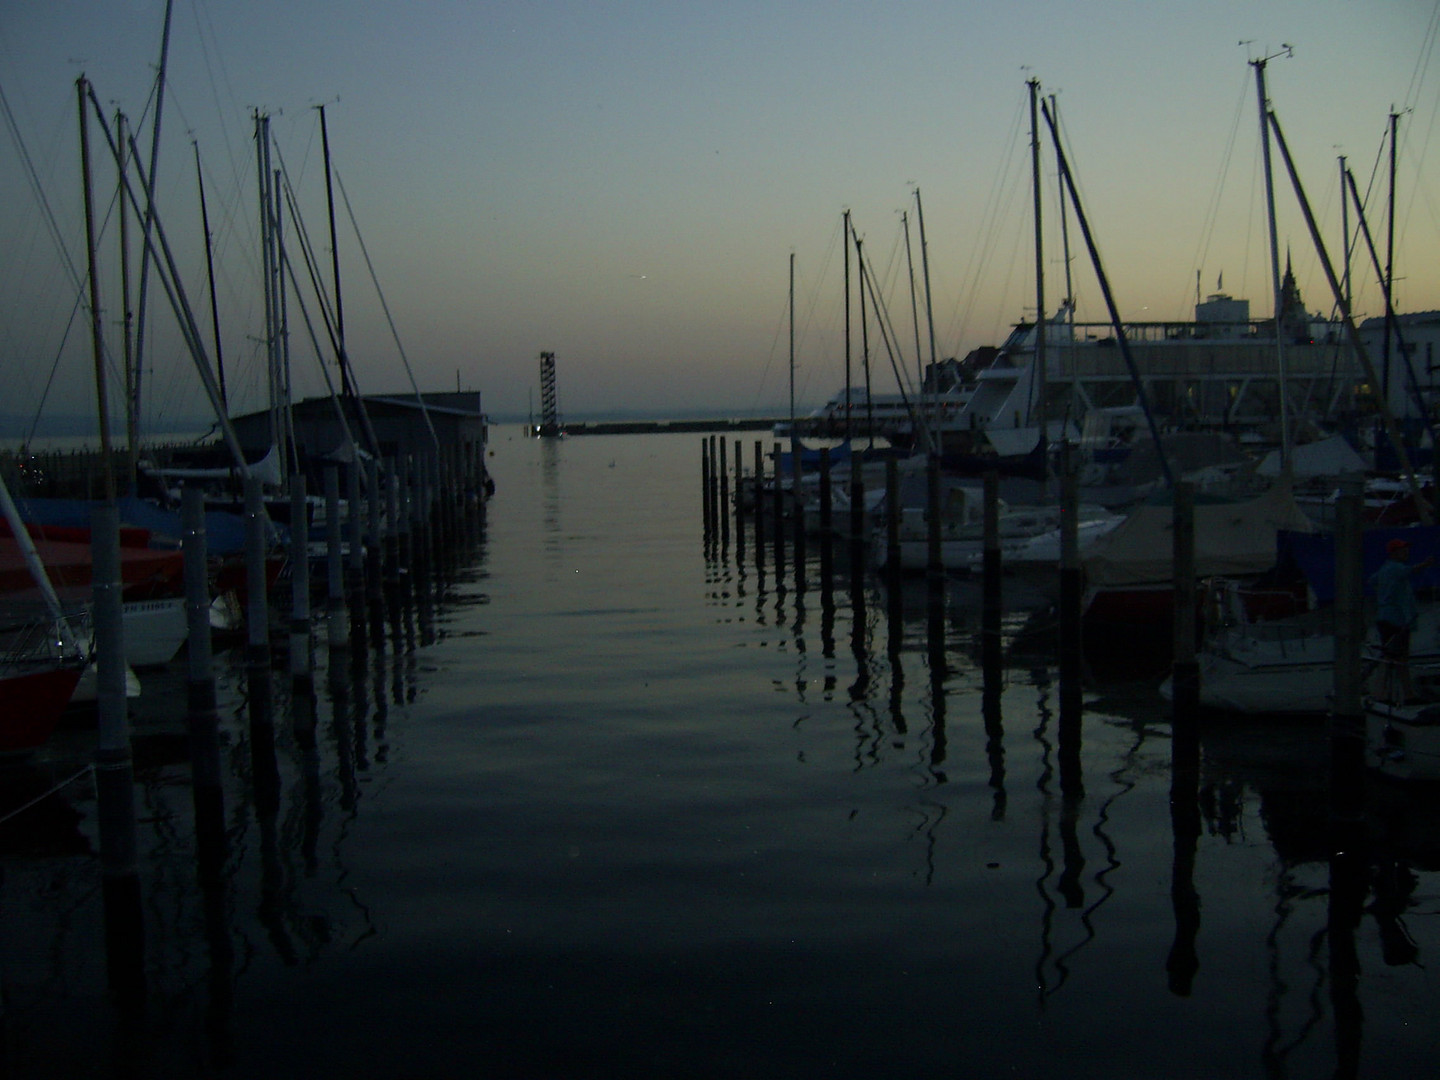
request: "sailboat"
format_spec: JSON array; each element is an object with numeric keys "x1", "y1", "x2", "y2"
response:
[{"x1": 0, "y1": 473, "x2": 85, "y2": 751}]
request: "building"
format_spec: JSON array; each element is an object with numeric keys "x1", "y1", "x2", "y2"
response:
[{"x1": 227, "y1": 391, "x2": 489, "y2": 489}]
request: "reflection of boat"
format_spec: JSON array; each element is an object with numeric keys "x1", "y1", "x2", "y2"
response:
[
  {"x1": 1159, "y1": 580, "x2": 1439, "y2": 715},
  {"x1": 1168, "y1": 526, "x2": 1440, "y2": 713},
  {"x1": 1366, "y1": 695, "x2": 1440, "y2": 782},
  {"x1": 1082, "y1": 482, "x2": 1319, "y2": 680},
  {"x1": 875, "y1": 497, "x2": 1122, "y2": 573},
  {"x1": 0, "y1": 528, "x2": 185, "y2": 601},
  {"x1": 0, "y1": 620, "x2": 85, "y2": 753}
]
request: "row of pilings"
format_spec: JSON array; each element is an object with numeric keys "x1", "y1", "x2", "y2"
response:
[
  {"x1": 702, "y1": 436, "x2": 1090, "y2": 792},
  {"x1": 89, "y1": 448, "x2": 487, "y2": 1025},
  {"x1": 704, "y1": 438, "x2": 1376, "y2": 1016}
]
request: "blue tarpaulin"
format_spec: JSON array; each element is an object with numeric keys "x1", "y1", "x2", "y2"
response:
[{"x1": 1277, "y1": 524, "x2": 1440, "y2": 603}]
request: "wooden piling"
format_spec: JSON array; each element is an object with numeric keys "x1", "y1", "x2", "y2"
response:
[
  {"x1": 981, "y1": 471, "x2": 1003, "y2": 679},
  {"x1": 1170, "y1": 481, "x2": 1200, "y2": 756},
  {"x1": 289, "y1": 474, "x2": 312, "y2": 685},
  {"x1": 849, "y1": 453, "x2": 866, "y2": 576},
  {"x1": 885, "y1": 457, "x2": 901, "y2": 583},
  {"x1": 244, "y1": 477, "x2": 269, "y2": 668},
  {"x1": 926, "y1": 454, "x2": 942, "y2": 581},
  {"x1": 818, "y1": 447, "x2": 833, "y2": 588},
  {"x1": 701, "y1": 439, "x2": 712, "y2": 541},
  {"x1": 1056, "y1": 464, "x2": 1088, "y2": 795},
  {"x1": 1059, "y1": 452, "x2": 1084, "y2": 724},
  {"x1": 325, "y1": 466, "x2": 349, "y2": 650},
  {"x1": 1331, "y1": 476, "x2": 1366, "y2": 824},
  {"x1": 772, "y1": 441, "x2": 785, "y2": 570},
  {"x1": 733, "y1": 439, "x2": 745, "y2": 558},
  {"x1": 182, "y1": 486, "x2": 226, "y2": 906},
  {"x1": 791, "y1": 439, "x2": 805, "y2": 589},
  {"x1": 720, "y1": 438, "x2": 730, "y2": 550},
  {"x1": 753, "y1": 441, "x2": 765, "y2": 574},
  {"x1": 346, "y1": 460, "x2": 365, "y2": 627}
]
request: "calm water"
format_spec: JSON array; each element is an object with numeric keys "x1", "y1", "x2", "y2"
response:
[{"x1": 2, "y1": 431, "x2": 1437, "y2": 1078}]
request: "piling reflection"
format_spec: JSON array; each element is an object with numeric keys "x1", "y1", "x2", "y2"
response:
[{"x1": 9, "y1": 485, "x2": 480, "y2": 1066}]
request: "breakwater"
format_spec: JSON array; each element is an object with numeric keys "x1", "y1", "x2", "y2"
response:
[{"x1": 551, "y1": 417, "x2": 783, "y2": 436}]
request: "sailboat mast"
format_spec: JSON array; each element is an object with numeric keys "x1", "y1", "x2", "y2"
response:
[
  {"x1": 130, "y1": 0, "x2": 174, "y2": 469},
  {"x1": 78, "y1": 77, "x2": 116, "y2": 506},
  {"x1": 274, "y1": 167, "x2": 296, "y2": 481},
  {"x1": 194, "y1": 140, "x2": 227, "y2": 411},
  {"x1": 1041, "y1": 96, "x2": 1173, "y2": 489},
  {"x1": 1052, "y1": 93, "x2": 1077, "y2": 421},
  {"x1": 843, "y1": 209, "x2": 852, "y2": 444},
  {"x1": 788, "y1": 251, "x2": 795, "y2": 446},
  {"x1": 856, "y1": 233, "x2": 874, "y2": 450},
  {"x1": 1268, "y1": 109, "x2": 1429, "y2": 521},
  {"x1": 1029, "y1": 77, "x2": 1046, "y2": 436},
  {"x1": 117, "y1": 110, "x2": 137, "y2": 491},
  {"x1": 1253, "y1": 55, "x2": 1290, "y2": 470},
  {"x1": 914, "y1": 187, "x2": 939, "y2": 376},
  {"x1": 901, "y1": 211, "x2": 924, "y2": 393},
  {"x1": 1339, "y1": 154, "x2": 1351, "y2": 314},
  {"x1": 1383, "y1": 111, "x2": 1398, "y2": 405},
  {"x1": 316, "y1": 105, "x2": 383, "y2": 460},
  {"x1": 319, "y1": 104, "x2": 351, "y2": 398},
  {"x1": 255, "y1": 113, "x2": 279, "y2": 468}
]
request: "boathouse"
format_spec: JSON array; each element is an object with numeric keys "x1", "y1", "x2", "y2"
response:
[{"x1": 228, "y1": 391, "x2": 489, "y2": 474}]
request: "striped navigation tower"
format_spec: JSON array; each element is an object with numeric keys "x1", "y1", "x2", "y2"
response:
[{"x1": 534, "y1": 350, "x2": 562, "y2": 437}]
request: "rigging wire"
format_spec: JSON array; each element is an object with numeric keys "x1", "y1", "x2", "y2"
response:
[
  {"x1": 794, "y1": 216, "x2": 844, "y2": 408},
  {"x1": 1, "y1": 77, "x2": 135, "y2": 439},
  {"x1": 942, "y1": 92, "x2": 1028, "y2": 359},
  {"x1": 1180, "y1": 71, "x2": 1250, "y2": 318},
  {"x1": 1398, "y1": 3, "x2": 1440, "y2": 274},
  {"x1": 333, "y1": 163, "x2": 440, "y2": 449}
]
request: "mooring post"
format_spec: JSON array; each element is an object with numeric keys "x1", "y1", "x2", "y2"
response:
[
  {"x1": 92, "y1": 501, "x2": 144, "y2": 1001},
  {"x1": 1059, "y1": 449, "x2": 1085, "y2": 729},
  {"x1": 720, "y1": 438, "x2": 730, "y2": 551},
  {"x1": 396, "y1": 457, "x2": 413, "y2": 598},
  {"x1": 753, "y1": 441, "x2": 765, "y2": 574},
  {"x1": 325, "y1": 466, "x2": 349, "y2": 650},
  {"x1": 367, "y1": 458, "x2": 385, "y2": 640},
  {"x1": 772, "y1": 441, "x2": 785, "y2": 570},
  {"x1": 733, "y1": 439, "x2": 745, "y2": 558},
  {"x1": 714, "y1": 434, "x2": 725, "y2": 544},
  {"x1": 1329, "y1": 474, "x2": 1367, "y2": 1055},
  {"x1": 701, "y1": 440, "x2": 712, "y2": 542},
  {"x1": 345, "y1": 460, "x2": 365, "y2": 646},
  {"x1": 385, "y1": 459, "x2": 401, "y2": 588},
  {"x1": 1331, "y1": 476, "x2": 1366, "y2": 825},
  {"x1": 926, "y1": 454, "x2": 942, "y2": 581},
  {"x1": 244, "y1": 476, "x2": 269, "y2": 669},
  {"x1": 982, "y1": 471, "x2": 1003, "y2": 679},
  {"x1": 182, "y1": 485, "x2": 218, "y2": 760},
  {"x1": 289, "y1": 474, "x2": 311, "y2": 686},
  {"x1": 182, "y1": 485, "x2": 226, "y2": 908},
  {"x1": 819, "y1": 447, "x2": 834, "y2": 588},
  {"x1": 791, "y1": 439, "x2": 805, "y2": 589},
  {"x1": 849, "y1": 453, "x2": 866, "y2": 574},
  {"x1": 182, "y1": 489, "x2": 216, "y2": 728},
  {"x1": 884, "y1": 457, "x2": 901, "y2": 582},
  {"x1": 1170, "y1": 479, "x2": 1199, "y2": 759}
]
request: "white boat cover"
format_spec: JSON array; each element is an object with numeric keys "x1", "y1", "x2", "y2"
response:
[
  {"x1": 152, "y1": 443, "x2": 284, "y2": 487},
  {"x1": 1255, "y1": 434, "x2": 1367, "y2": 478},
  {"x1": 1082, "y1": 481, "x2": 1318, "y2": 588}
]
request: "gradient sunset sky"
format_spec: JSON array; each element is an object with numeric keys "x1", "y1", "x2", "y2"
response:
[{"x1": 1, "y1": 1, "x2": 1436, "y2": 428}]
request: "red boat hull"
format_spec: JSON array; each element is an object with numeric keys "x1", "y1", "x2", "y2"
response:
[{"x1": 0, "y1": 664, "x2": 84, "y2": 753}]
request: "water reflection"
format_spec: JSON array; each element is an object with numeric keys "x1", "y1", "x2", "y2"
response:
[{"x1": 3, "y1": 439, "x2": 1439, "y2": 1077}]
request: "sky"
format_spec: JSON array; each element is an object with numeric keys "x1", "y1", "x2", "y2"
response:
[{"x1": 1, "y1": 1, "x2": 1437, "y2": 432}]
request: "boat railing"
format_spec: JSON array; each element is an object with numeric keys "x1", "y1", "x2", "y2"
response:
[{"x1": 0, "y1": 613, "x2": 85, "y2": 668}]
